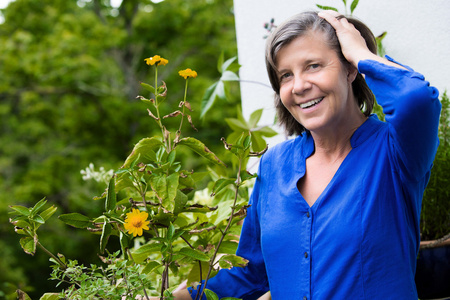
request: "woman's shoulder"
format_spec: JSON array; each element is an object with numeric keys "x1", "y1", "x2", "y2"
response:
[{"x1": 261, "y1": 134, "x2": 305, "y2": 164}]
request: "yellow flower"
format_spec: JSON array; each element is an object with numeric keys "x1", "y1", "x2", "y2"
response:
[
  {"x1": 124, "y1": 208, "x2": 150, "y2": 237},
  {"x1": 178, "y1": 68, "x2": 198, "y2": 79},
  {"x1": 144, "y1": 55, "x2": 169, "y2": 66},
  {"x1": 158, "y1": 58, "x2": 169, "y2": 66}
]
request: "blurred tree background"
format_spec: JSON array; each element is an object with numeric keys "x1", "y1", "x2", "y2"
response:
[{"x1": 0, "y1": 0, "x2": 239, "y2": 298}]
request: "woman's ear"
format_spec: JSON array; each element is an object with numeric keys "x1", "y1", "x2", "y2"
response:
[{"x1": 347, "y1": 65, "x2": 358, "y2": 83}]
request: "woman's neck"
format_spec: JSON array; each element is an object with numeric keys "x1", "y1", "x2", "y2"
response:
[{"x1": 309, "y1": 112, "x2": 367, "y2": 162}]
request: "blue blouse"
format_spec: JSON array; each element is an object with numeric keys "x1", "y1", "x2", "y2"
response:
[{"x1": 189, "y1": 57, "x2": 441, "y2": 299}]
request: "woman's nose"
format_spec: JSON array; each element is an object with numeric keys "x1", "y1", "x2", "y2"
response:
[{"x1": 292, "y1": 75, "x2": 312, "y2": 95}]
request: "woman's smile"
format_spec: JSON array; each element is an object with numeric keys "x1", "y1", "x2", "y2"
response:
[
  {"x1": 299, "y1": 97, "x2": 324, "y2": 109},
  {"x1": 276, "y1": 31, "x2": 361, "y2": 134}
]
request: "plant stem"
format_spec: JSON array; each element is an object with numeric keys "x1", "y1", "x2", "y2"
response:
[
  {"x1": 199, "y1": 158, "x2": 243, "y2": 299},
  {"x1": 160, "y1": 258, "x2": 170, "y2": 300},
  {"x1": 153, "y1": 66, "x2": 169, "y2": 151},
  {"x1": 178, "y1": 79, "x2": 189, "y2": 133},
  {"x1": 180, "y1": 236, "x2": 203, "y2": 300},
  {"x1": 37, "y1": 241, "x2": 67, "y2": 270}
]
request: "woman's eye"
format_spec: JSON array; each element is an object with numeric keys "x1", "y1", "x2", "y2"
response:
[
  {"x1": 279, "y1": 73, "x2": 292, "y2": 81},
  {"x1": 308, "y1": 64, "x2": 320, "y2": 70}
]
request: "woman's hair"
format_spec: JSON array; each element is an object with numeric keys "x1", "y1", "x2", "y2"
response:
[{"x1": 265, "y1": 11, "x2": 377, "y2": 136}]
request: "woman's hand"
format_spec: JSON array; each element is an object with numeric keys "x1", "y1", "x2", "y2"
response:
[
  {"x1": 318, "y1": 10, "x2": 407, "y2": 70},
  {"x1": 318, "y1": 10, "x2": 376, "y2": 68}
]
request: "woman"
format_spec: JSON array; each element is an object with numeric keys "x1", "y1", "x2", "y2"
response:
[{"x1": 172, "y1": 10, "x2": 441, "y2": 299}]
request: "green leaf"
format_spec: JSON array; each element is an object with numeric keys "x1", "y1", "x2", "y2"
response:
[
  {"x1": 167, "y1": 222, "x2": 175, "y2": 241},
  {"x1": 176, "y1": 137, "x2": 226, "y2": 167},
  {"x1": 140, "y1": 82, "x2": 156, "y2": 94},
  {"x1": 39, "y1": 293, "x2": 61, "y2": 300},
  {"x1": 178, "y1": 247, "x2": 210, "y2": 262},
  {"x1": 217, "y1": 241, "x2": 239, "y2": 254},
  {"x1": 121, "y1": 137, "x2": 164, "y2": 169},
  {"x1": 218, "y1": 254, "x2": 249, "y2": 269},
  {"x1": 248, "y1": 109, "x2": 263, "y2": 128},
  {"x1": 141, "y1": 260, "x2": 162, "y2": 274},
  {"x1": 221, "y1": 56, "x2": 239, "y2": 73},
  {"x1": 20, "y1": 236, "x2": 36, "y2": 256},
  {"x1": 11, "y1": 218, "x2": 31, "y2": 229},
  {"x1": 163, "y1": 173, "x2": 179, "y2": 212},
  {"x1": 316, "y1": 4, "x2": 338, "y2": 11},
  {"x1": 186, "y1": 261, "x2": 210, "y2": 286},
  {"x1": 132, "y1": 243, "x2": 162, "y2": 264},
  {"x1": 9, "y1": 205, "x2": 31, "y2": 217},
  {"x1": 173, "y1": 189, "x2": 189, "y2": 215},
  {"x1": 120, "y1": 231, "x2": 129, "y2": 254},
  {"x1": 243, "y1": 134, "x2": 252, "y2": 150},
  {"x1": 100, "y1": 221, "x2": 111, "y2": 254},
  {"x1": 204, "y1": 289, "x2": 219, "y2": 300},
  {"x1": 201, "y1": 56, "x2": 240, "y2": 119},
  {"x1": 115, "y1": 174, "x2": 134, "y2": 192},
  {"x1": 250, "y1": 132, "x2": 266, "y2": 153},
  {"x1": 30, "y1": 198, "x2": 47, "y2": 216},
  {"x1": 32, "y1": 214, "x2": 45, "y2": 224},
  {"x1": 167, "y1": 149, "x2": 176, "y2": 165},
  {"x1": 217, "y1": 51, "x2": 224, "y2": 73},
  {"x1": 201, "y1": 81, "x2": 224, "y2": 119},
  {"x1": 40, "y1": 205, "x2": 57, "y2": 221},
  {"x1": 105, "y1": 176, "x2": 116, "y2": 211},
  {"x1": 240, "y1": 170, "x2": 257, "y2": 184},
  {"x1": 150, "y1": 173, "x2": 167, "y2": 201},
  {"x1": 212, "y1": 178, "x2": 236, "y2": 196},
  {"x1": 221, "y1": 70, "x2": 239, "y2": 82},
  {"x1": 350, "y1": 0, "x2": 359, "y2": 14},
  {"x1": 254, "y1": 126, "x2": 278, "y2": 137},
  {"x1": 58, "y1": 213, "x2": 91, "y2": 228},
  {"x1": 225, "y1": 118, "x2": 249, "y2": 132}
]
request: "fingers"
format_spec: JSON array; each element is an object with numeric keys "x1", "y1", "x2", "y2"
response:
[
  {"x1": 317, "y1": 10, "x2": 373, "y2": 66},
  {"x1": 318, "y1": 10, "x2": 351, "y2": 31}
]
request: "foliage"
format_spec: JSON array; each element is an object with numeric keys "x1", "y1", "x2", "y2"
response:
[
  {"x1": 0, "y1": 0, "x2": 238, "y2": 297},
  {"x1": 421, "y1": 91, "x2": 450, "y2": 241},
  {"x1": 316, "y1": 0, "x2": 360, "y2": 16},
  {"x1": 201, "y1": 54, "x2": 240, "y2": 119},
  {"x1": 9, "y1": 55, "x2": 272, "y2": 300}
]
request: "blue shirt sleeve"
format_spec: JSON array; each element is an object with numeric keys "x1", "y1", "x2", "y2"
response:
[
  {"x1": 188, "y1": 162, "x2": 270, "y2": 300},
  {"x1": 358, "y1": 56, "x2": 441, "y2": 181}
]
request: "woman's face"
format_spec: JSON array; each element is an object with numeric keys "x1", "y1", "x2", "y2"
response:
[{"x1": 276, "y1": 31, "x2": 358, "y2": 134}]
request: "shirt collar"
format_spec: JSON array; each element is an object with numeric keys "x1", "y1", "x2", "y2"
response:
[
  {"x1": 296, "y1": 114, "x2": 383, "y2": 159},
  {"x1": 350, "y1": 114, "x2": 384, "y2": 148}
]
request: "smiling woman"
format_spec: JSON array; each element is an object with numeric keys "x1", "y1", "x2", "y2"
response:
[
  {"x1": 276, "y1": 32, "x2": 362, "y2": 141},
  {"x1": 170, "y1": 10, "x2": 442, "y2": 300},
  {"x1": 266, "y1": 12, "x2": 377, "y2": 137}
]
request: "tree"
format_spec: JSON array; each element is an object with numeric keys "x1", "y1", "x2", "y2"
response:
[{"x1": 0, "y1": 0, "x2": 238, "y2": 298}]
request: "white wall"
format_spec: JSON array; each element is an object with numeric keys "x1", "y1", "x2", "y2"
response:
[{"x1": 233, "y1": 0, "x2": 450, "y2": 143}]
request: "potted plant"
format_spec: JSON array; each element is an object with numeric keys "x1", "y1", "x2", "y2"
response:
[{"x1": 415, "y1": 91, "x2": 450, "y2": 300}]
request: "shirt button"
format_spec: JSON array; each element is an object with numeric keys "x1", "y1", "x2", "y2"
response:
[
  {"x1": 306, "y1": 211, "x2": 310, "y2": 218},
  {"x1": 303, "y1": 297, "x2": 307, "y2": 300},
  {"x1": 304, "y1": 252, "x2": 308, "y2": 258}
]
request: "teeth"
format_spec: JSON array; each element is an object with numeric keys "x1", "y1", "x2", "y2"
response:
[{"x1": 300, "y1": 97, "x2": 323, "y2": 109}]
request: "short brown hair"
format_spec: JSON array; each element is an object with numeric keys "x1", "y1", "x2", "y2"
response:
[{"x1": 265, "y1": 11, "x2": 377, "y2": 136}]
